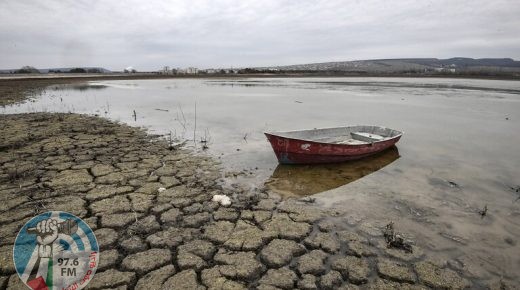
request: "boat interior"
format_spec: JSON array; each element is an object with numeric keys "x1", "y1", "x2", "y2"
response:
[{"x1": 268, "y1": 126, "x2": 403, "y2": 145}]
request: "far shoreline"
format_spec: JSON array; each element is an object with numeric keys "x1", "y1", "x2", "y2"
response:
[
  {"x1": 2, "y1": 72, "x2": 518, "y2": 107},
  {"x1": 1, "y1": 71, "x2": 520, "y2": 81}
]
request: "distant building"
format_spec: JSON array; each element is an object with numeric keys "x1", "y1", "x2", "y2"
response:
[
  {"x1": 433, "y1": 67, "x2": 456, "y2": 73},
  {"x1": 186, "y1": 67, "x2": 198, "y2": 74},
  {"x1": 161, "y1": 66, "x2": 177, "y2": 75}
]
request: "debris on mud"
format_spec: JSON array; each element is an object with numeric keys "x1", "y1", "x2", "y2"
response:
[
  {"x1": 448, "y1": 180, "x2": 460, "y2": 188},
  {"x1": 510, "y1": 185, "x2": 520, "y2": 202},
  {"x1": 299, "y1": 197, "x2": 316, "y2": 203},
  {"x1": 383, "y1": 222, "x2": 413, "y2": 253},
  {"x1": 478, "y1": 204, "x2": 488, "y2": 218}
]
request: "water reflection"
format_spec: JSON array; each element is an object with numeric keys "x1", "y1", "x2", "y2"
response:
[
  {"x1": 53, "y1": 84, "x2": 109, "y2": 91},
  {"x1": 205, "y1": 79, "x2": 520, "y2": 95},
  {"x1": 266, "y1": 146, "x2": 400, "y2": 197}
]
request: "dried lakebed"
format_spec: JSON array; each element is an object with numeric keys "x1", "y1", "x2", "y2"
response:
[{"x1": 0, "y1": 113, "x2": 510, "y2": 289}]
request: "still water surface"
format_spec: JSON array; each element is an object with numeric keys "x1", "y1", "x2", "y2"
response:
[{"x1": 4, "y1": 77, "x2": 520, "y2": 283}]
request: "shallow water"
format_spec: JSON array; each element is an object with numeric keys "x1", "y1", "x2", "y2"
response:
[{"x1": 3, "y1": 77, "x2": 520, "y2": 283}]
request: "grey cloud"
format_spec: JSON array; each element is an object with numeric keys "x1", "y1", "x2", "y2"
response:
[{"x1": 1, "y1": 0, "x2": 519, "y2": 70}]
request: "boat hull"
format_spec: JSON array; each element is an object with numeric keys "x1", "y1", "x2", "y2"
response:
[{"x1": 265, "y1": 131, "x2": 402, "y2": 164}]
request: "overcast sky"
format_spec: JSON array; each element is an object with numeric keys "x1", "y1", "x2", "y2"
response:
[{"x1": 1, "y1": 0, "x2": 519, "y2": 71}]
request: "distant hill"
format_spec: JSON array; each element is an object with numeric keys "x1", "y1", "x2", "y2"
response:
[
  {"x1": 0, "y1": 67, "x2": 111, "y2": 74},
  {"x1": 262, "y1": 58, "x2": 520, "y2": 74}
]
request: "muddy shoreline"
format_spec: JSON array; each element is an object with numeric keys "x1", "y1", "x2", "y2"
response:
[{"x1": 0, "y1": 80, "x2": 514, "y2": 289}]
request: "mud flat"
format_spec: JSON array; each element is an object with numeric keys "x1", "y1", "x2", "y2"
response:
[
  {"x1": 0, "y1": 75, "x2": 196, "y2": 107},
  {"x1": 1, "y1": 112, "x2": 514, "y2": 289}
]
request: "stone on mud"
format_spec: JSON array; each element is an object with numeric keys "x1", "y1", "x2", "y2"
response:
[
  {"x1": 128, "y1": 192, "x2": 154, "y2": 212},
  {"x1": 259, "y1": 267, "x2": 298, "y2": 289},
  {"x1": 122, "y1": 248, "x2": 172, "y2": 275},
  {"x1": 303, "y1": 232, "x2": 340, "y2": 253},
  {"x1": 161, "y1": 269, "x2": 205, "y2": 290},
  {"x1": 261, "y1": 213, "x2": 312, "y2": 240},
  {"x1": 151, "y1": 203, "x2": 173, "y2": 214},
  {"x1": 385, "y1": 245, "x2": 424, "y2": 262},
  {"x1": 135, "y1": 265, "x2": 176, "y2": 290},
  {"x1": 319, "y1": 270, "x2": 343, "y2": 289},
  {"x1": 203, "y1": 221, "x2": 235, "y2": 244},
  {"x1": 377, "y1": 259, "x2": 416, "y2": 284},
  {"x1": 0, "y1": 245, "x2": 15, "y2": 274},
  {"x1": 415, "y1": 261, "x2": 470, "y2": 289},
  {"x1": 201, "y1": 266, "x2": 247, "y2": 290},
  {"x1": 86, "y1": 185, "x2": 133, "y2": 201},
  {"x1": 128, "y1": 215, "x2": 161, "y2": 235},
  {"x1": 159, "y1": 175, "x2": 181, "y2": 188},
  {"x1": 91, "y1": 164, "x2": 116, "y2": 177},
  {"x1": 87, "y1": 269, "x2": 136, "y2": 290},
  {"x1": 260, "y1": 239, "x2": 305, "y2": 268},
  {"x1": 213, "y1": 207, "x2": 240, "y2": 221},
  {"x1": 170, "y1": 197, "x2": 193, "y2": 208},
  {"x1": 183, "y1": 212, "x2": 210, "y2": 228},
  {"x1": 98, "y1": 249, "x2": 120, "y2": 271},
  {"x1": 183, "y1": 202, "x2": 203, "y2": 214},
  {"x1": 346, "y1": 240, "x2": 377, "y2": 257},
  {"x1": 136, "y1": 182, "x2": 163, "y2": 194},
  {"x1": 101, "y1": 212, "x2": 141, "y2": 229},
  {"x1": 368, "y1": 279, "x2": 427, "y2": 290},
  {"x1": 178, "y1": 239, "x2": 216, "y2": 260},
  {"x1": 254, "y1": 199, "x2": 278, "y2": 211},
  {"x1": 155, "y1": 166, "x2": 177, "y2": 176},
  {"x1": 146, "y1": 227, "x2": 197, "y2": 248},
  {"x1": 317, "y1": 219, "x2": 337, "y2": 232},
  {"x1": 160, "y1": 207, "x2": 183, "y2": 224},
  {"x1": 224, "y1": 220, "x2": 273, "y2": 251},
  {"x1": 214, "y1": 249, "x2": 265, "y2": 281},
  {"x1": 297, "y1": 250, "x2": 329, "y2": 275},
  {"x1": 121, "y1": 236, "x2": 148, "y2": 253},
  {"x1": 0, "y1": 276, "x2": 7, "y2": 289},
  {"x1": 90, "y1": 195, "x2": 132, "y2": 214},
  {"x1": 94, "y1": 228, "x2": 119, "y2": 250},
  {"x1": 331, "y1": 256, "x2": 371, "y2": 284},
  {"x1": 49, "y1": 169, "x2": 92, "y2": 187},
  {"x1": 337, "y1": 232, "x2": 365, "y2": 244},
  {"x1": 298, "y1": 274, "x2": 318, "y2": 290},
  {"x1": 177, "y1": 251, "x2": 207, "y2": 271},
  {"x1": 95, "y1": 172, "x2": 127, "y2": 185}
]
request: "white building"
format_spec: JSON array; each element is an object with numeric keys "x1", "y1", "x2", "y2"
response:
[{"x1": 186, "y1": 67, "x2": 198, "y2": 74}]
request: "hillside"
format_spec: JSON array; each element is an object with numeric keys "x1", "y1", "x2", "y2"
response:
[{"x1": 264, "y1": 58, "x2": 520, "y2": 74}]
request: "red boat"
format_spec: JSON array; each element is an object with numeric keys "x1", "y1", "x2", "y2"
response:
[{"x1": 265, "y1": 125, "x2": 403, "y2": 164}]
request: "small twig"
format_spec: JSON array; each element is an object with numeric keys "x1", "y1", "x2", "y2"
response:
[
  {"x1": 132, "y1": 110, "x2": 137, "y2": 121},
  {"x1": 193, "y1": 101, "x2": 197, "y2": 144}
]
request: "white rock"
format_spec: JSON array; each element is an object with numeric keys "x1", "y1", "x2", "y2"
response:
[
  {"x1": 158, "y1": 187, "x2": 166, "y2": 193},
  {"x1": 212, "y1": 194, "x2": 232, "y2": 206}
]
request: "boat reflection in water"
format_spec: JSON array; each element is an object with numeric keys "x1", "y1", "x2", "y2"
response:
[{"x1": 266, "y1": 146, "x2": 400, "y2": 197}]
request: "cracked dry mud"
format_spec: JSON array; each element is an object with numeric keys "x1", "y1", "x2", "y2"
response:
[{"x1": 0, "y1": 112, "x2": 509, "y2": 289}]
